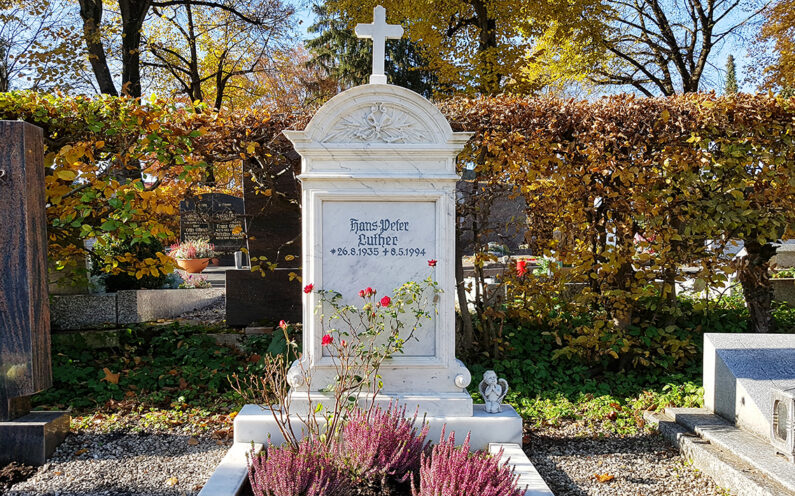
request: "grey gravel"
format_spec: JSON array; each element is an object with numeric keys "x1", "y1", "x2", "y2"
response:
[
  {"x1": 176, "y1": 295, "x2": 225, "y2": 326},
  {"x1": 527, "y1": 420, "x2": 728, "y2": 496},
  {"x1": 7, "y1": 430, "x2": 230, "y2": 496}
]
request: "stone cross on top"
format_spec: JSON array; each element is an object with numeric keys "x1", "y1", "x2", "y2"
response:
[{"x1": 355, "y1": 5, "x2": 403, "y2": 84}]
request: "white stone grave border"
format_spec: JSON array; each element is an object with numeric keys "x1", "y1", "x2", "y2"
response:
[{"x1": 199, "y1": 437, "x2": 553, "y2": 496}]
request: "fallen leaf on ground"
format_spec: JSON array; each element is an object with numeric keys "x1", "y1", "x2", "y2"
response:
[
  {"x1": 594, "y1": 473, "x2": 615, "y2": 483},
  {"x1": 166, "y1": 476, "x2": 178, "y2": 486},
  {"x1": 188, "y1": 437, "x2": 199, "y2": 446},
  {"x1": 74, "y1": 448, "x2": 88, "y2": 456}
]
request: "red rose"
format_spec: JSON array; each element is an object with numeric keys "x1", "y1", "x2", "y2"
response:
[
  {"x1": 321, "y1": 334, "x2": 333, "y2": 346},
  {"x1": 303, "y1": 283, "x2": 314, "y2": 294},
  {"x1": 517, "y1": 260, "x2": 528, "y2": 277},
  {"x1": 341, "y1": 339, "x2": 347, "y2": 347},
  {"x1": 366, "y1": 287, "x2": 375, "y2": 296},
  {"x1": 428, "y1": 259, "x2": 437, "y2": 267},
  {"x1": 359, "y1": 289, "x2": 366, "y2": 298},
  {"x1": 279, "y1": 320, "x2": 288, "y2": 330},
  {"x1": 380, "y1": 296, "x2": 391, "y2": 307}
]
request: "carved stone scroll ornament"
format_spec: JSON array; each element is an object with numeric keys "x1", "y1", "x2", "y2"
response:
[{"x1": 322, "y1": 103, "x2": 430, "y2": 144}]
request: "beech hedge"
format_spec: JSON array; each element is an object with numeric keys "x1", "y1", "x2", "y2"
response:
[{"x1": 1, "y1": 91, "x2": 793, "y2": 368}]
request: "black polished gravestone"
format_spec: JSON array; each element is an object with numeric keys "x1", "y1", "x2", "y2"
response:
[
  {"x1": 0, "y1": 121, "x2": 69, "y2": 465},
  {"x1": 180, "y1": 193, "x2": 245, "y2": 266},
  {"x1": 225, "y1": 163, "x2": 302, "y2": 327}
]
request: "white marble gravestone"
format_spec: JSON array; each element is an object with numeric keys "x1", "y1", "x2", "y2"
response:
[
  {"x1": 231, "y1": 5, "x2": 522, "y2": 451},
  {"x1": 282, "y1": 22, "x2": 473, "y2": 417}
]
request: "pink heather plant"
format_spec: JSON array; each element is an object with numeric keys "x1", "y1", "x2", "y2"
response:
[
  {"x1": 412, "y1": 430, "x2": 524, "y2": 496},
  {"x1": 248, "y1": 439, "x2": 348, "y2": 496},
  {"x1": 341, "y1": 403, "x2": 431, "y2": 483}
]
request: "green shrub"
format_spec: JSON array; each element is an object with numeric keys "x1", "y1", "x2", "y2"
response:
[{"x1": 92, "y1": 237, "x2": 169, "y2": 292}]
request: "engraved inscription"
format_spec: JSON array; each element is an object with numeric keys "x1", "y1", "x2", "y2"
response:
[{"x1": 330, "y1": 216, "x2": 429, "y2": 257}]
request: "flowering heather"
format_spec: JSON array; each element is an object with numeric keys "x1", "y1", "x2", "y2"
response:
[
  {"x1": 168, "y1": 238, "x2": 216, "y2": 259},
  {"x1": 248, "y1": 439, "x2": 348, "y2": 496},
  {"x1": 341, "y1": 403, "x2": 430, "y2": 483},
  {"x1": 412, "y1": 430, "x2": 523, "y2": 496}
]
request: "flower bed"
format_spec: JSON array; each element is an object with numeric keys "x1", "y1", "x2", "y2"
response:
[{"x1": 246, "y1": 404, "x2": 524, "y2": 496}]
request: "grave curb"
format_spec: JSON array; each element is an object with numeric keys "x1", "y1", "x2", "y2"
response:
[
  {"x1": 50, "y1": 288, "x2": 224, "y2": 330},
  {"x1": 488, "y1": 443, "x2": 554, "y2": 496},
  {"x1": 199, "y1": 441, "x2": 551, "y2": 496},
  {"x1": 644, "y1": 410, "x2": 795, "y2": 496}
]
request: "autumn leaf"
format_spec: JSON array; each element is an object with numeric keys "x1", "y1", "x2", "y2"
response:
[
  {"x1": 101, "y1": 367, "x2": 120, "y2": 384},
  {"x1": 594, "y1": 473, "x2": 615, "y2": 483},
  {"x1": 166, "y1": 476, "x2": 179, "y2": 486}
]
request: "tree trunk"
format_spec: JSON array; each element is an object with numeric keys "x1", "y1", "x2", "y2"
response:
[
  {"x1": 455, "y1": 217, "x2": 474, "y2": 355},
  {"x1": 118, "y1": 0, "x2": 152, "y2": 98},
  {"x1": 78, "y1": 0, "x2": 118, "y2": 96},
  {"x1": 470, "y1": 0, "x2": 500, "y2": 94},
  {"x1": 737, "y1": 240, "x2": 779, "y2": 333}
]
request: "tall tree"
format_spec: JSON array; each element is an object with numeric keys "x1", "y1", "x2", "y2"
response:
[
  {"x1": 593, "y1": 0, "x2": 767, "y2": 96},
  {"x1": 77, "y1": 0, "x2": 293, "y2": 98},
  {"x1": 749, "y1": 0, "x2": 795, "y2": 93},
  {"x1": 143, "y1": 0, "x2": 294, "y2": 108},
  {"x1": 725, "y1": 54, "x2": 738, "y2": 94},
  {"x1": 325, "y1": 0, "x2": 608, "y2": 95},
  {"x1": 305, "y1": 4, "x2": 439, "y2": 97}
]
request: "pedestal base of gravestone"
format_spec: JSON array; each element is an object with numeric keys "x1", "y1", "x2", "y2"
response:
[
  {"x1": 0, "y1": 408, "x2": 70, "y2": 466},
  {"x1": 233, "y1": 403, "x2": 522, "y2": 450}
]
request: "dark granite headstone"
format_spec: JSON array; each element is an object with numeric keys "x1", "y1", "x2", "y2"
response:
[
  {"x1": 225, "y1": 161, "x2": 302, "y2": 326},
  {"x1": 0, "y1": 121, "x2": 69, "y2": 465},
  {"x1": 180, "y1": 193, "x2": 245, "y2": 265},
  {"x1": 0, "y1": 121, "x2": 51, "y2": 421},
  {"x1": 457, "y1": 182, "x2": 529, "y2": 254}
]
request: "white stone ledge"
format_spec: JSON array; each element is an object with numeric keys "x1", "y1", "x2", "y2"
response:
[
  {"x1": 198, "y1": 442, "x2": 262, "y2": 496},
  {"x1": 489, "y1": 443, "x2": 554, "y2": 496},
  {"x1": 234, "y1": 403, "x2": 523, "y2": 450}
]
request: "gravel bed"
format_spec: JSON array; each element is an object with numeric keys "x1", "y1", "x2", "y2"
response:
[
  {"x1": 526, "y1": 420, "x2": 726, "y2": 495},
  {"x1": 6, "y1": 429, "x2": 231, "y2": 496},
  {"x1": 5, "y1": 414, "x2": 723, "y2": 495}
]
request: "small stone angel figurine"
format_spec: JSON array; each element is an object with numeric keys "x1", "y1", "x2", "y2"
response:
[{"x1": 479, "y1": 370, "x2": 509, "y2": 414}]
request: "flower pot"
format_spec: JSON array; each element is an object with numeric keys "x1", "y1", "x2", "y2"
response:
[{"x1": 175, "y1": 258, "x2": 211, "y2": 273}]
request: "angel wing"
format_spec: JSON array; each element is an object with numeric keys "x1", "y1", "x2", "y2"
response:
[
  {"x1": 478, "y1": 379, "x2": 488, "y2": 399},
  {"x1": 497, "y1": 379, "x2": 509, "y2": 403}
]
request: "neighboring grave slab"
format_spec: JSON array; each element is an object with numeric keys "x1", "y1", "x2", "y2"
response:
[
  {"x1": 226, "y1": 160, "x2": 302, "y2": 324},
  {"x1": 704, "y1": 333, "x2": 795, "y2": 440},
  {"x1": 180, "y1": 193, "x2": 245, "y2": 265}
]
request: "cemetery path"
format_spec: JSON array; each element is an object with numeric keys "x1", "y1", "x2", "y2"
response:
[
  {"x1": 5, "y1": 427, "x2": 230, "y2": 495},
  {"x1": 526, "y1": 419, "x2": 727, "y2": 496}
]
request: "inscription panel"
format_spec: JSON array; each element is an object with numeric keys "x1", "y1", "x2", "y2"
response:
[
  {"x1": 321, "y1": 200, "x2": 436, "y2": 356},
  {"x1": 179, "y1": 193, "x2": 245, "y2": 254}
]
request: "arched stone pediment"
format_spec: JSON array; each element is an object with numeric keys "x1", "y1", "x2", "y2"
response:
[{"x1": 291, "y1": 84, "x2": 457, "y2": 147}]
